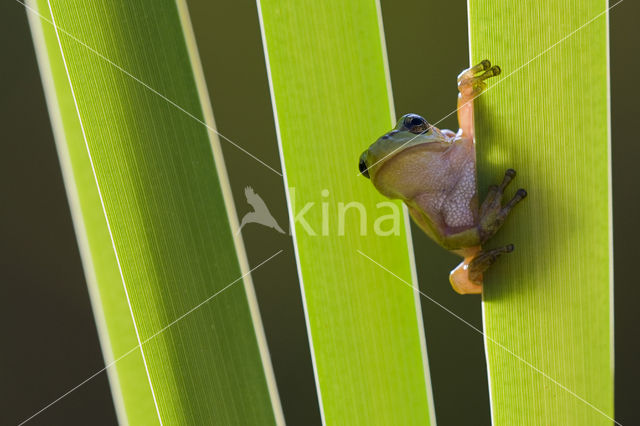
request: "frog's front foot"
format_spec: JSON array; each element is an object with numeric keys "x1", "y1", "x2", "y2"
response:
[
  {"x1": 478, "y1": 168, "x2": 527, "y2": 244},
  {"x1": 457, "y1": 59, "x2": 501, "y2": 96}
]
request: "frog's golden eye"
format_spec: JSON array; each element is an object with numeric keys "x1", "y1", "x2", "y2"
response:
[{"x1": 402, "y1": 114, "x2": 430, "y2": 134}]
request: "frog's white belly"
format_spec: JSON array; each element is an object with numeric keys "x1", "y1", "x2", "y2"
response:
[
  {"x1": 373, "y1": 138, "x2": 477, "y2": 229},
  {"x1": 439, "y1": 159, "x2": 476, "y2": 228},
  {"x1": 397, "y1": 140, "x2": 477, "y2": 229}
]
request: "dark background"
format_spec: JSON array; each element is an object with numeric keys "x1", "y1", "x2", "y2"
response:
[{"x1": 1, "y1": 0, "x2": 637, "y2": 425}]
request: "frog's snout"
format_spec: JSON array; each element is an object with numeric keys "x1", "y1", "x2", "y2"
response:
[{"x1": 359, "y1": 152, "x2": 370, "y2": 179}]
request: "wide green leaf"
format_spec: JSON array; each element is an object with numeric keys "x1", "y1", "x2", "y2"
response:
[{"x1": 468, "y1": 0, "x2": 613, "y2": 424}]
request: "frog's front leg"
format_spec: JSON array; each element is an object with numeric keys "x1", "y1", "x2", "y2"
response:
[
  {"x1": 478, "y1": 169, "x2": 527, "y2": 244},
  {"x1": 457, "y1": 59, "x2": 501, "y2": 138}
]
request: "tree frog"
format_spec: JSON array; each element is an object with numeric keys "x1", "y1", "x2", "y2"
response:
[{"x1": 358, "y1": 60, "x2": 526, "y2": 294}]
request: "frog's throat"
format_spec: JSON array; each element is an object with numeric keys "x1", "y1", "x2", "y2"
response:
[{"x1": 449, "y1": 246, "x2": 483, "y2": 295}]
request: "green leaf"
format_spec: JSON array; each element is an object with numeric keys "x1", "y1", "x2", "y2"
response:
[
  {"x1": 257, "y1": 1, "x2": 435, "y2": 424},
  {"x1": 468, "y1": 0, "x2": 613, "y2": 424},
  {"x1": 28, "y1": 0, "x2": 283, "y2": 424}
]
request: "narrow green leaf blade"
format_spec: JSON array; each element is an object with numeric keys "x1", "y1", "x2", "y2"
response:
[
  {"x1": 28, "y1": 0, "x2": 282, "y2": 424},
  {"x1": 468, "y1": 0, "x2": 613, "y2": 424},
  {"x1": 27, "y1": 2, "x2": 159, "y2": 423},
  {"x1": 257, "y1": 1, "x2": 435, "y2": 424}
]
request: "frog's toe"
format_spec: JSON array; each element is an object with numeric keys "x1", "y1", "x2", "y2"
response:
[
  {"x1": 499, "y1": 168, "x2": 516, "y2": 191},
  {"x1": 475, "y1": 65, "x2": 501, "y2": 82},
  {"x1": 487, "y1": 65, "x2": 501, "y2": 77},
  {"x1": 471, "y1": 59, "x2": 492, "y2": 74},
  {"x1": 506, "y1": 189, "x2": 527, "y2": 208}
]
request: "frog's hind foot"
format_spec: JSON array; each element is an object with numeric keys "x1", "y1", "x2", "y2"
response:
[
  {"x1": 457, "y1": 59, "x2": 501, "y2": 95},
  {"x1": 478, "y1": 169, "x2": 527, "y2": 244},
  {"x1": 449, "y1": 244, "x2": 513, "y2": 294},
  {"x1": 467, "y1": 244, "x2": 515, "y2": 284}
]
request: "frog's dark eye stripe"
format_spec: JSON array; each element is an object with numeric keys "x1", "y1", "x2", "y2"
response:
[
  {"x1": 359, "y1": 156, "x2": 370, "y2": 179},
  {"x1": 382, "y1": 130, "x2": 399, "y2": 140}
]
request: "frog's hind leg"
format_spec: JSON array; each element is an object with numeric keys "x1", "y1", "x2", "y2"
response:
[
  {"x1": 467, "y1": 244, "x2": 514, "y2": 284},
  {"x1": 478, "y1": 169, "x2": 527, "y2": 244},
  {"x1": 449, "y1": 243, "x2": 514, "y2": 294}
]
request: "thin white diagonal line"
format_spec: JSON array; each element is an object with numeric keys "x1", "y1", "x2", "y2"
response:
[
  {"x1": 357, "y1": 0, "x2": 623, "y2": 177},
  {"x1": 17, "y1": 249, "x2": 283, "y2": 426},
  {"x1": 356, "y1": 249, "x2": 621, "y2": 426},
  {"x1": 17, "y1": 0, "x2": 282, "y2": 177}
]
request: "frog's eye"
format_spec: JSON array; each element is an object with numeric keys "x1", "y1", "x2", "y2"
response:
[
  {"x1": 359, "y1": 154, "x2": 370, "y2": 179},
  {"x1": 402, "y1": 114, "x2": 430, "y2": 134}
]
